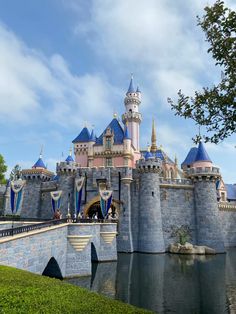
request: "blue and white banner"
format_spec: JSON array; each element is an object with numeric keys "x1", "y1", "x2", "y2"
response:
[
  {"x1": 10, "y1": 180, "x2": 25, "y2": 214},
  {"x1": 74, "y1": 177, "x2": 85, "y2": 214},
  {"x1": 99, "y1": 189, "x2": 112, "y2": 218},
  {"x1": 50, "y1": 190, "x2": 62, "y2": 213}
]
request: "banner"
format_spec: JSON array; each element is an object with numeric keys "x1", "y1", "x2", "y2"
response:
[
  {"x1": 74, "y1": 177, "x2": 85, "y2": 214},
  {"x1": 99, "y1": 189, "x2": 112, "y2": 218},
  {"x1": 50, "y1": 190, "x2": 62, "y2": 213},
  {"x1": 10, "y1": 180, "x2": 25, "y2": 214}
]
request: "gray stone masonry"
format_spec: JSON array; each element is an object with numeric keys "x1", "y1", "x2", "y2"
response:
[
  {"x1": 0, "y1": 222, "x2": 117, "y2": 278},
  {"x1": 20, "y1": 180, "x2": 42, "y2": 218},
  {"x1": 194, "y1": 179, "x2": 225, "y2": 253},
  {"x1": 138, "y1": 166, "x2": 165, "y2": 253},
  {"x1": 160, "y1": 186, "x2": 197, "y2": 249},
  {"x1": 117, "y1": 175, "x2": 134, "y2": 252}
]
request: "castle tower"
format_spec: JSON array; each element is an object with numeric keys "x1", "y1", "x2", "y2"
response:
[
  {"x1": 137, "y1": 156, "x2": 165, "y2": 253},
  {"x1": 72, "y1": 126, "x2": 90, "y2": 166},
  {"x1": 56, "y1": 153, "x2": 79, "y2": 218},
  {"x1": 88, "y1": 129, "x2": 96, "y2": 167},
  {"x1": 21, "y1": 153, "x2": 54, "y2": 218},
  {"x1": 122, "y1": 76, "x2": 142, "y2": 152},
  {"x1": 150, "y1": 118, "x2": 157, "y2": 153},
  {"x1": 187, "y1": 142, "x2": 225, "y2": 253},
  {"x1": 123, "y1": 123, "x2": 132, "y2": 167}
]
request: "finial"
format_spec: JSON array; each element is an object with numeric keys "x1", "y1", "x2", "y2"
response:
[
  {"x1": 40, "y1": 145, "x2": 43, "y2": 159},
  {"x1": 175, "y1": 154, "x2": 178, "y2": 165},
  {"x1": 131, "y1": 73, "x2": 133, "y2": 79},
  {"x1": 69, "y1": 146, "x2": 72, "y2": 156},
  {"x1": 84, "y1": 121, "x2": 87, "y2": 128},
  {"x1": 113, "y1": 112, "x2": 118, "y2": 118},
  {"x1": 150, "y1": 118, "x2": 157, "y2": 153}
]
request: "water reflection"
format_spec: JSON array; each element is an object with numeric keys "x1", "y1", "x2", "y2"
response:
[{"x1": 66, "y1": 250, "x2": 236, "y2": 314}]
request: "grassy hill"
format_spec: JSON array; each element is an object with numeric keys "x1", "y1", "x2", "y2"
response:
[{"x1": 0, "y1": 266, "x2": 152, "y2": 314}]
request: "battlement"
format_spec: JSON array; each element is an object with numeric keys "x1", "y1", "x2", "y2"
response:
[
  {"x1": 124, "y1": 93, "x2": 141, "y2": 106},
  {"x1": 56, "y1": 161, "x2": 80, "y2": 174},
  {"x1": 122, "y1": 111, "x2": 142, "y2": 124},
  {"x1": 21, "y1": 168, "x2": 54, "y2": 181},
  {"x1": 186, "y1": 166, "x2": 221, "y2": 181},
  {"x1": 137, "y1": 158, "x2": 162, "y2": 173},
  {"x1": 160, "y1": 178, "x2": 192, "y2": 186}
]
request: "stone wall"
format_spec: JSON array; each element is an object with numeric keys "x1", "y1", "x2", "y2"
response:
[
  {"x1": 160, "y1": 185, "x2": 196, "y2": 249},
  {"x1": 0, "y1": 222, "x2": 117, "y2": 277},
  {"x1": 219, "y1": 210, "x2": 236, "y2": 247}
]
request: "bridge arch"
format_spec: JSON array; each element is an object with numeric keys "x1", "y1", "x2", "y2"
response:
[
  {"x1": 42, "y1": 257, "x2": 63, "y2": 279},
  {"x1": 83, "y1": 195, "x2": 120, "y2": 218}
]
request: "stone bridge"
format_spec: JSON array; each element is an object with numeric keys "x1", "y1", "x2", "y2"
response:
[{"x1": 0, "y1": 222, "x2": 117, "y2": 278}]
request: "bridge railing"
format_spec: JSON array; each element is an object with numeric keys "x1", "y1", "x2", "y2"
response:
[{"x1": 0, "y1": 218, "x2": 118, "y2": 238}]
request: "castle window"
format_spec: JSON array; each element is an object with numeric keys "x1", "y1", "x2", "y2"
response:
[
  {"x1": 221, "y1": 192, "x2": 226, "y2": 202},
  {"x1": 152, "y1": 191, "x2": 154, "y2": 197},
  {"x1": 106, "y1": 158, "x2": 112, "y2": 167},
  {"x1": 105, "y1": 137, "x2": 112, "y2": 149}
]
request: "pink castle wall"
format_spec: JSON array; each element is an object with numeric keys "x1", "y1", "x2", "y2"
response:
[{"x1": 75, "y1": 154, "x2": 88, "y2": 167}]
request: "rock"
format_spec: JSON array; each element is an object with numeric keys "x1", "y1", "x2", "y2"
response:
[
  {"x1": 169, "y1": 243, "x2": 216, "y2": 255},
  {"x1": 204, "y1": 246, "x2": 216, "y2": 255},
  {"x1": 185, "y1": 242, "x2": 193, "y2": 250},
  {"x1": 193, "y1": 246, "x2": 205, "y2": 254}
]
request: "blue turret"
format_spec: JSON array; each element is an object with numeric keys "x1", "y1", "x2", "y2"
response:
[
  {"x1": 124, "y1": 124, "x2": 131, "y2": 140},
  {"x1": 65, "y1": 148, "x2": 74, "y2": 163},
  {"x1": 194, "y1": 141, "x2": 211, "y2": 162},
  {"x1": 32, "y1": 154, "x2": 46, "y2": 169},
  {"x1": 72, "y1": 127, "x2": 90, "y2": 143},
  {"x1": 89, "y1": 129, "x2": 96, "y2": 142},
  {"x1": 127, "y1": 76, "x2": 135, "y2": 94}
]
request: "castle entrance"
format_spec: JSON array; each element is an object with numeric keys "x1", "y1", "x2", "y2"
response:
[{"x1": 84, "y1": 195, "x2": 119, "y2": 219}]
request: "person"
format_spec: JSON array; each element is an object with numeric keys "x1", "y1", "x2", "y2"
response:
[
  {"x1": 94, "y1": 212, "x2": 98, "y2": 220},
  {"x1": 54, "y1": 209, "x2": 61, "y2": 220},
  {"x1": 78, "y1": 212, "x2": 82, "y2": 220},
  {"x1": 66, "y1": 212, "x2": 72, "y2": 223}
]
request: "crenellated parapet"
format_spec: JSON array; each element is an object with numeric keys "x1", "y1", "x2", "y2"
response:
[
  {"x1": 56, "y1": 161, "x2": 80, "y2": 175},
  {"x1": 186, "y1": 166, "x2": 221, "y2": 182},
  {"x1": 21, "y1": 168, "x2": 54, "y2": 181},
  {"x1": 137, "y1": 158, "x2": 162, "y2": 173}
]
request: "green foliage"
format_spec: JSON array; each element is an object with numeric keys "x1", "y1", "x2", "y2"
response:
[
  {"x1": 10, "y1": 165, "x2": 21, "y2": 181},
  {"x1": 168, "y1": 1, "x2": 236, "y2": 143},
  {"x1": 0, "y1": 266, "x2": 151, "y2": 314},
  {"x1": 171, "y1": 225, "x2": 192, "y2": 245},
  {"x1": 0, "y1": 154, "x2": 7, "y2": 185}
]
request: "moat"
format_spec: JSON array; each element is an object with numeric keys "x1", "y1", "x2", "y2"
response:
[{"x1": 66, "y1": 249, "x2": 236, "y2": 314}]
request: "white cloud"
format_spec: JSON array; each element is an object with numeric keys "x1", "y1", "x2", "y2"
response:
[{"x1": 0, "y1": 23, "x2": 117, "y2": 127}]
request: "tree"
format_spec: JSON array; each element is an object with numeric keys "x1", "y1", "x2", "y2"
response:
[
  {"x1": 168, "y1": 1, "x2": 236, "y2": 143},
  {"x1": 0, "y1": 154, "x2": 7, "y2": 184},
  {"x1": 10, "y1": 164, "x2": 22, "y2": 181}
]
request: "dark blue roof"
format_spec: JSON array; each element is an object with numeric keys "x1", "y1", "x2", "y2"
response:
[
  {"x1": 194, "y1": 142, "x2": 211, "y2": 162},
  {"x1": 144, "y1": 151, "x2": 153, "y2": 160},
  {"x1": 127, "y1": 77, "x2": 135, "y2": 93},
  {"x1": 141, "y1": 149, "x2": 174, "y2": 163},
  {"x1": 181, "y1": 147, "x2": 198, "y2": 167},
  {"x1": 72, "y1": 127, "x2": 90, "y2": 143},
  {"x1": 96, "y1": 118, "x2": 124, "y2": 145},
  {"x1": 124, "y1": 125, "x2": 131, "y2": 140},
  {"x1": 32, "y1": 157, "x2": 46, "y2": 169},
  {"x1": 89, "y1": 129, "x2": 96, "y2": 142},
  {"x1": 225, "y1": 184, "x2": 236, "y2": 200},
  {"x1": 155, "y1": 149, "x2": 174, "y2": 163},
  {"x1": 65, "y1": 155, "x2": 74, "y2": 162}
]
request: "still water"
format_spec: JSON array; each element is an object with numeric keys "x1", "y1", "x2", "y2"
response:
[{"x1": 66, "y1": 249, "x2": 236, "y2": 314}]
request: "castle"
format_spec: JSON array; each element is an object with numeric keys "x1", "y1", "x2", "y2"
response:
[{"x1": 3, "y1": 77, "x2": 236, "y2": 253}]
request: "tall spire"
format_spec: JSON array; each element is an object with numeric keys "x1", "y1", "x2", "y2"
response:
[
  {"x1": 127, "y1": 74, "x2": 135, "y2": 94},
  {"x1": 150, "y1": 118, "x2": 157, "y2": 153}
]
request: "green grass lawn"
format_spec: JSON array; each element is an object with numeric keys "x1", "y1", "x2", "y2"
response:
[{"x1": 0, "y1": 266, "x2": 152, "y2": 314}]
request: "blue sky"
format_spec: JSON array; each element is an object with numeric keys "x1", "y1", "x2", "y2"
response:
[{"x1": 0, "y1": 0, "x2": 235, "y2": 183}]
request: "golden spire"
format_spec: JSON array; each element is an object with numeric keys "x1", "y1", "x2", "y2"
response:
[{"x1": 150, "y1": 118, "x2": 157, "y2": 153}]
